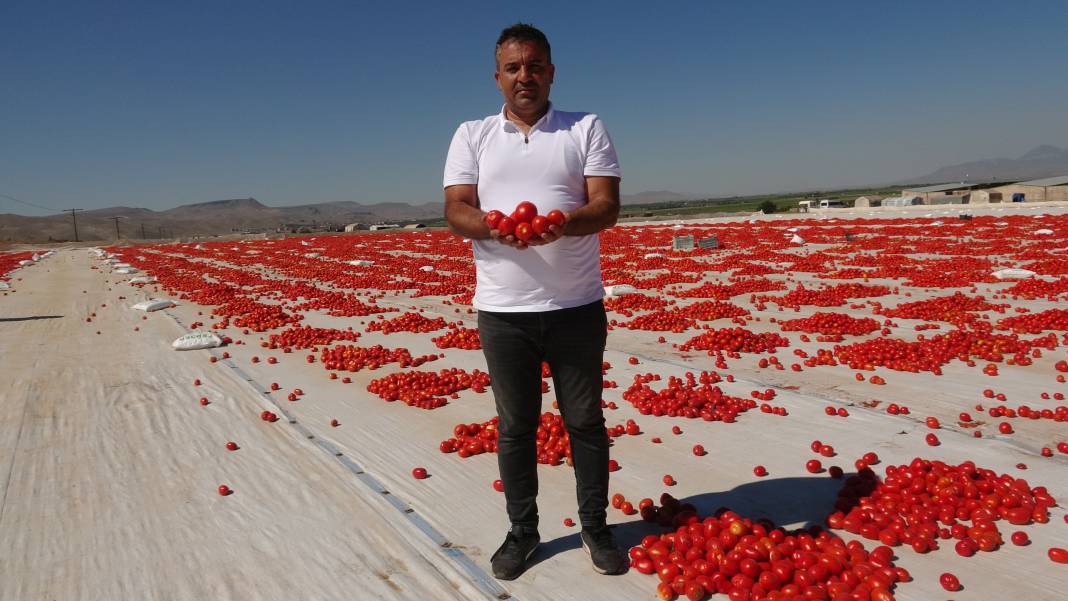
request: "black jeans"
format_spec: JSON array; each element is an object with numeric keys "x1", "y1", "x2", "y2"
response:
[{"x1": 478, "y1": 300, "x2": 609, "y2": 532}]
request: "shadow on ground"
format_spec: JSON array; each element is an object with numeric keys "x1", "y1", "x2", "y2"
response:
[
  {"x1": 0, "y1": 315, "x2": 64, "y2": 322},
  {"x1": 531, "y1": 473, "x2": 851, "y2": 568}
]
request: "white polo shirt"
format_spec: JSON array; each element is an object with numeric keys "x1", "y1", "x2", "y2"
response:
[{"x1": 443, "y1": 104, "x2": 621, "y2": 313}]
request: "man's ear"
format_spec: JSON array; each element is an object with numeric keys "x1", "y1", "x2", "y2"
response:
[
  {"x1": 494, "y1": 69, "x2": 501, "y2": 91},
  {"x1": 548, "y1": 64, "x2": 555, "y2": 85}
]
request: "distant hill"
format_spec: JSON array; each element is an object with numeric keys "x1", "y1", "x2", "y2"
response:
[
  {"x1": 0, "y1": 198, "x2": 444, "y2": 243},
  {"x1": 903, "y1": 144, "x2": 1068, "y2": 185},
  {"x1": 621, "y1": 190, "x2": 694, "y2": 205}
]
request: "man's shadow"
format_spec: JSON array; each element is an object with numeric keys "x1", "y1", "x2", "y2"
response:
[{"x1": 529, "y1": 473, "x2": 854, "y2": 568}]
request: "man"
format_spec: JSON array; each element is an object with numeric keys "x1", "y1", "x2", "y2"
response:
[{"x1": 442, "y1": 23, "x2": 626, "y2": 580}]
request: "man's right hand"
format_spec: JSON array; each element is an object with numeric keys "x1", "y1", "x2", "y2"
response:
[{"x1": 490, "y1": 228, "x2": 530, "y2": 249}]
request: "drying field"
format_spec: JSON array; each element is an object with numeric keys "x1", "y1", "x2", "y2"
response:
[{"x1": 2, "y1": 209, "x2": 1068, "y2": 601}]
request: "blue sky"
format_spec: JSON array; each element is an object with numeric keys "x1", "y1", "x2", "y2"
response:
[{"x1": 2, "y1": 1, "x2": 1067, "y2": 215}]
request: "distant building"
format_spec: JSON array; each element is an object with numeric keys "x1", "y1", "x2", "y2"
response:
[
  {"x1": 987, "y1": 175, "x2": 1068, "y2": 203},
  {"x1": 344, "y1": 223, "x2": 366, "y2": 232},
  {"x1": 403, "y1": 223, "x2": 426, "y2": 229},
  {"x1": 900, "y1": 181, "x2": 1010, "y2": 204},
  {"x1": 881, "y1": 196, "x2": 923, "y2": 207},
  {"x1": 854, "y1": 196, "x2": 883, "y2": 208},
  {"x1": 369, "y1": 223, "x2": 400, "y2": 231}
]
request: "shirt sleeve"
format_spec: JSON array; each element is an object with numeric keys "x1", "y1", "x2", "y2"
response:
[
  {"x1": 443, "y1": 123, "x2": 479, "y2": 188},
  {"x1": 583, "y1": 116, "x2": 622, "y2": 178}
]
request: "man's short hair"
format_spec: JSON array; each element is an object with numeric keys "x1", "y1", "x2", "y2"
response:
[{"x1": 495, "y1": 23, "x2": 552, "y2": 66}]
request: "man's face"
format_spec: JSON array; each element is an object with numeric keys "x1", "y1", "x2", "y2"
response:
[{"x1": 495, "y1": 40, "x2": 554, "y2": 116}]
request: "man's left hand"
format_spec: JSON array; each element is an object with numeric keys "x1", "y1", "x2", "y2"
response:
[{"x1": 525, "y1": 223, "x2": 565, "y2": 246}]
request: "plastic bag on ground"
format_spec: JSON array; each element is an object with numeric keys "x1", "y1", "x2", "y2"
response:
[
  {"x1": 348, "y1": 260, "x2": 374, "y2": 266},
  {"x1": 132, "y1": 299, "x2": 176, "y2": 312},
  {"x1": 604, "y1": 284, "x2": 638, "y2": 297},
  {"x1": 172, "y1": 332, "x2": 223, "y2": 351},
  {"x1": 790, "y1": 234, "x2": 806, "y2": 244},
  {"x1": 129, "y1": 276, "x2": 158, "y2": 284}
]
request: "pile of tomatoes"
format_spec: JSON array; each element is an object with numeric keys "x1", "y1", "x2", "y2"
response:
[
  {"x1": 319, "y1": 344, "x2": 439, "y2": 372},
  {"x1": 432, "y1": 326, "x2": 482, "y2": 350},
  {"x1": 827, "y1": 457, "x2": 1056, "y2": 556},
  {"x1": 366, "y1": 311, "x2": 447, "y2": 334},
  {"x1": 366, "y1": 367, "x2": 490, "y2": 409},
  {"x1": 623, "y1": 372, "x2": 757, "y2": 421},
  {"x1": 484, "y1": 201, "x2": 566, "y2": 242},
  {"x1": 679, "y1": 327, "x2": 790, "y2": 354},
  {"x1": 631, "y1": 496, "x2": 907, "y2": 601},
  {"x1": 266, "y1": 325, "x2": 361, "y2": 350},
  {"x1": 777, "y1": 312, "x2": 880, "y2": 337}
]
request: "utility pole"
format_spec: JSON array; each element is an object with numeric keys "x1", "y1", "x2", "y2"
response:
[
  {"x1": 66, "y1": 209, "x2": 84, "y2": 242},
  {"x1": 110, "y1": 216, "x2": 123, "y2": 240},
  {"x1": 141, "y1": 223, "x2": 146, "y2": 239}
]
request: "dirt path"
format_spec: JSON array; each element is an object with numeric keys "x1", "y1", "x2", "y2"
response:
[{"x1": 0, "y1": 250, "x2": 479, "y2": 601}]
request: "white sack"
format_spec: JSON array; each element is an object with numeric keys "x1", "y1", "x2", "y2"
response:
[
  {"x1": 172, "y1": 332, "x2": 223, "y2": 351},
  {"x1": 132, "y1": 299, "x2": 176, "y2": 312},
  {"x1": 992, "y1": 269, "x2": 1036, "y2": 280}
]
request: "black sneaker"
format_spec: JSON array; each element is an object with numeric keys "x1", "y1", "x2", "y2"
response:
[
  {"x1": 490, "y1": 526, "x2": 540, "y2": 580},
  {"x1": 580, "y1": 526, "x2": 627, "y2": 575}
]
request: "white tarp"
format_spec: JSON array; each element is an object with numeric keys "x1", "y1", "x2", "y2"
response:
[
  {"x1": 643, "y1": 253, "x2": 664, "y2": 259},
  {"x1": 115, "y1": 268, "x2": 139, "y2": 274},
  {"x1": 129, "y1": 276, "x2": 158, "y2": 284},
  {"x1": 1035, "y1": 229, "x2": 1054, "y2": 235},
  {"x1": 791, "y1": 234, "x2": 806, "y2": 244},
  {"x1": 348, "y1": 260, "x2": 375, "y2": 267},
  {"x1": 172, "y1": 332, "x2": 223, "y2": 351}
]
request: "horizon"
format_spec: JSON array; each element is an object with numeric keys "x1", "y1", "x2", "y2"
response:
[{"x1": 2, "y1": 1, "x2": 1067, "y2": 217}]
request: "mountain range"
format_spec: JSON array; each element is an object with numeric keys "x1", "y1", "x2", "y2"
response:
[
  {"x1": 4, "y1": 144, "x2": 1066, "y2": 242},
  {"x1": 0, "y1": 198, "x2": 443, "y2": 243},
  {"x1": 0, "y1": 191, "x2": 696, "y2": 243},
  {"x1": 902, "y1": 144, "x2": 1068, "y2": 185}
]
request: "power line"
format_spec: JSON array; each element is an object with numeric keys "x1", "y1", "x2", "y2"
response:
[
  {"x1": 0, "y1": 193, "x2": 61, "y2": 213},
  {"x1": 110, "y1": 216, "x2": 124, "y2": 240},
  {"x1": 66, "y1": 209, "x2": 84, "y2": 242}
]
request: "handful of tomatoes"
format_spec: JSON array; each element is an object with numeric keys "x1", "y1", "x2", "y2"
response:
[{"x1": 484, "y1": 201, "x2": 566, "y2": 242}]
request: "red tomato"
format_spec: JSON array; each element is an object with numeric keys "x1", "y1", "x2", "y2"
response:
[
  {"x1": 547, "y1": 209, "x2": 566, "y2": 226},
  {"x1": 511, "y1": 201, "x2": 538, "y2": 223},
  {"x1": 531, "y1": 215, "x2": 550, "y2": 236},
  {"x1": 492, "y1": 479, "x2": 504, "y2": 492},
  {"x1": 484, "y1": 210, "x2": 504, "y2": 229},
  {"x1": 217, "y1": 484, "x2": 231, "y2": 496},
  {"x1": 939, "y1": 572, "x2": 961, "y2": 591},
  {"x1": 1051, "y1": 547, "x2": 1068, "y2": 563},
  {"x1": 225, "y1": 441, "x2": 238, "y2": 451},
  {"x1": 496, "y1": 216, "x2": 516, "y2": 236},
  {"x1": 514, "y1": 222, "x2": 533, "y2": 241}
]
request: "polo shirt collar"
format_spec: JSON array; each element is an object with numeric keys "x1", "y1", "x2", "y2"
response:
[{"x1": 499, "y1": 102, "x2": 555, "y2": 132}]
